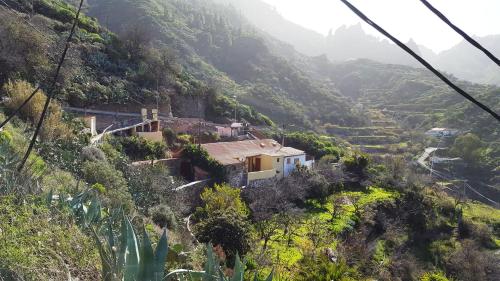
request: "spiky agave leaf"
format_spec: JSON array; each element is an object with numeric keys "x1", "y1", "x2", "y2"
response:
[
  {"x1": 153, "y1": 229, "x2": 169, "y2": 280},
  {"x1": 254, "y1": 270, "x2": 274, "y2": 281},
  {"x1": 203, "y1": 243, "x2": 217, "y2": 281},
  {"x1": 85, "y1": 196, "x2": 101, "y2": 227},
  {"x1": 230, "y1": 254, "x2": 244, "y2": 281},
  {"x1": 105, "y1": 218, "x2": 118, "y2": 273},
  {"x1": 46, "y1": 189, "x2": 53, "y2": 206},
  {"x1": 139, "y1": 226, "x2": 155, "y2": 281},
  {"x1": 91, "y1": 227, "x2": 116, "y2": 281},
  {"x1": 120, "y1": 213, "x2": 140, "y2": 281}
]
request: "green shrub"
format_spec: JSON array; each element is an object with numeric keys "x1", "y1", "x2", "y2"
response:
[
  {"x1": 283, "y1": 132, "x2": 341, "y2": 159},
  {"x1": 194, "y1": 212, "x2": 251, "y2": 265},
  {"x1": 342, "y1": 151, "x2": 369, "y2": 174},
  {"x1": 150, "y1": 204, "x2": 177, "y2": 230},
  {"x1": 81, "y1": 160, "x2": 133, "y2": 211},
  {"x1": 206, "y1": 92, "x2": 274, "y2": 126},
  {"x1": 163, "y1": 127, "x2": 177, "y2": 145},
  {"x1": 296, "y1": 255, "x2": 359, "y2": 281},
  {"x1": 41, "y1": 169, "x2": 78, "y2": 193},
  {"x1": 3, "y1": 80, "x2": 73, "y2": 141},
  {"x1": 199, "y1": 183, "x2": 249, "y2": 218},
  {"x1": 115, "y1": 136, "x2": 166, "y2": 160},
  {"x1": 81, "y1": 146, "x2": 106, "y2": 162},
  {"x1": 176, "y1": 134, "x2": 193, "y2": 145},
  {"x1": 183, "y1": 144, "x2": 224, "y2": 181},
  {"x1": 34, "y1": 0, "x2": 100, "y2": 33},
  {"x1": 420, "y1": 271, "x2": 450, "y2": 281}
]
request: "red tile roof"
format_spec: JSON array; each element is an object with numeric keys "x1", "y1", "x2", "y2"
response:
[{"x1": 201, "y1": 139, "x2": 304, "y2": 165}]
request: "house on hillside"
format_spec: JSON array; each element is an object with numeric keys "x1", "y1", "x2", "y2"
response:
[
  {"x1": 108, "y1": 108, "x2": 163, "y2": 142},
  {"x1": 425, "y1": 128, "x2": 459, "y2": 137},
  {"x1": 199, "y1": 139, "x2": 314, "y2": 188},
  {"x1": 81, "y1": 108, "x2": 164, "y2": 143},
  {"x1": 215, "y1": 122, "x2": 247, "y2": 138}
]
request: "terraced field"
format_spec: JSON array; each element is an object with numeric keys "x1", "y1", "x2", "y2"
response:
[{"x1": 326, "y1": 107, "x2": 412, "y2": 155}]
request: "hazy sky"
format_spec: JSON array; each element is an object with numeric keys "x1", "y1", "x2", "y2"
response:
[{"x1": 260, "y1": 0, "x2": 500, "y2": 53}]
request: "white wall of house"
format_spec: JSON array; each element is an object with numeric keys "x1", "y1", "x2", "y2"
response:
[{"x1": 283, "y1": 154, "x2": 306, "y2": 176}]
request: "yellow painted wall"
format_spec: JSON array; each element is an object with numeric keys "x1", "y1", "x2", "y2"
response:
[
  {"x1": 260, "y1": 155, "x2": 274, "y2": 170},
  {"x1": 247, "y1": 169, "x2": 276, "y2": 181},
  {"x1": 246, "y1": 154, "x2": 284, "y2": 180}
]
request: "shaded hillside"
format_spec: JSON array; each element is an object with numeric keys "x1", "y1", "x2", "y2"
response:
[
  {"x1": 86, "y1": 0, "x2": 364, "y2": 128},
  {"x1": 219, "y1": 0, "x2": 500, "y2": 86},
  {"x1": 325, "y1": 60, "x2": 499, "y2": 139},
  {"x1": 213, "y1": 0, "x2": 326, "y2": 57},
  {"x1": 433, "y1": 35, "x2": 500, "y2": 86}
]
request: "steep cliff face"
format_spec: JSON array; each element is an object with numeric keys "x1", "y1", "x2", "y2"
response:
[{"x1": 325, "y1": 24, "x2": 421, "y2": 67}]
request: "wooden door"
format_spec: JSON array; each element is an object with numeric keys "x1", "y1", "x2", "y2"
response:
[{"x1": 255, "y1": 157, "x2": 261, "y2": 171}]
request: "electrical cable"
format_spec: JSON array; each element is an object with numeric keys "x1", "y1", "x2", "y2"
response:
[
  {"x1": 0, "y1": 85, "x2": 41, "y2": 129},
  {"x1": 17, "y1": 0, "x2": 84, "y2": 171},
  {"x1": 420, "y1": 0, "x2": 500, "y2": 67},
  {"x1": 339, "y1": 0, "x2": 500, "y2": 122}
]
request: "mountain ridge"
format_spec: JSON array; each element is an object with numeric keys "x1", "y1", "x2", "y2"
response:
[{"x1": 221, "y1": 0, "x2": 500, "y2": 85}]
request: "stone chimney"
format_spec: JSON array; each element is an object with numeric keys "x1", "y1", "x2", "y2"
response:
[
  {"x1": 152, "y1": 109, "x2": 158, "y2": 121},
  {"x1": 83, "y1": 116, "x2": 97, "y2": 136},
  {"x1": 141, "y1": 108, "x2": 147, "y2": 121}
]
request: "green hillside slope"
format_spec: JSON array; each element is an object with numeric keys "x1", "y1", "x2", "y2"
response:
[{"x1": 85, "y1": 0, "x2": 364, "y2": 128}]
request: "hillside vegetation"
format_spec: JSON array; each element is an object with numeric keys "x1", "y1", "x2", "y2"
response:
[
  {"x1": 85, "y1": 0, "x2": 364, "y2": 128},
  {"x1": 0, "y1": 0, "x2": 499, "y2": 281}
]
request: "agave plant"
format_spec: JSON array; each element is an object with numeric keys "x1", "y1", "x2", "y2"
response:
[
  {"x1": 166, "y1": 244, "x2": 273, "y2": 281},
  {"x1": 90, "y1": 214, "x2": 169, "y2": 281},
  {"x1": 53, "y1": 190, "x2": 273, "y2": 281}
]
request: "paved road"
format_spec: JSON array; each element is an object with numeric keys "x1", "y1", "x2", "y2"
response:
[{"x1": 416, "y1": 147, "x2": 438, "y2": 170}]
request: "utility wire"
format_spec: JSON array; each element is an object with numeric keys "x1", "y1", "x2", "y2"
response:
[
  {"x1": 0, "y1": 0, "x2": 65, "y2": 130},
  {"x1": 0, "y1": 85, "x2": 41, "y2": 129},
  {"x1": 339, "y1": 0, "x2": 500, "y2": 122},
  {"x1": 0, "y1": 0, "x2": 58, "y2": 36},
  {"x1": 430, "y1": 168, "x2": 499, "y2": 206},
  {"x1": 420, "y1": 0, "x2": 500, "y2": 67},
  {"x1": 0, "y1": 1, "x2": 59, "y2": 63},
  {"x1": 17, "y1": 0, "x2": 84, "y2": 171}
]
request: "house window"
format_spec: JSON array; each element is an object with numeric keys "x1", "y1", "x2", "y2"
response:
[
  {"x1": 277, "y1": 158, "x2": 280, "y2": 163},
  {"x1": 286, "y1": 158, "x2": 291, "y2": 164},
  {"x1": 294, "y1": 158, "x2": 300, "y2": 164}
]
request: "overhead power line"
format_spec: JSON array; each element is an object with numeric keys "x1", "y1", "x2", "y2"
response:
[
  {"x1": 420, "y1": 0, "x2": 500, "y2": 67},
  {"x1": 339, "y1": 0, "x2": 500, "y2": 122},
  {"x1": 0, "y1": 86, "x2": 41, "y2": 129},
  {"x1": 0, "y1": 0, "x2": 57, "y2": 35},
  {"x1": 17, "y1": 0, "x2": 85, "y2": 171},
  {"x1": 0, "y1": 1, "x2": 58, "y2": 63}
]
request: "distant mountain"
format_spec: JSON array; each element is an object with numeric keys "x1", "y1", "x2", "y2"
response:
[
  {"x1": 325, "y1": 23, "x2": 421, "y2": 67},
  {"x1": 213, "y1": 0, "x2": 326, "y2": 56},
  {"x1": 433, "y1": 35, "x2": 500, "y2": 86},
  {"x1": 218, "y1": 0, "x2": 500, "y2": 86}
]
